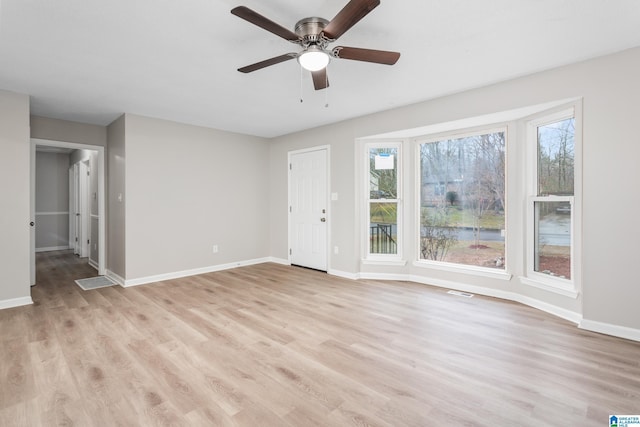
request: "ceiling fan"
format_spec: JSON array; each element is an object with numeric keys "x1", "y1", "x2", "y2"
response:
[{"x1": 231, "y1": 0, "x2": 400, "y2": 90}]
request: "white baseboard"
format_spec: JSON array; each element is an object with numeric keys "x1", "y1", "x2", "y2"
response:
[
  {"x1": 512, "y1": 294, "x2": 583, "y2": 324},
  {"x1": 328, "y1": 269, "x2": 360, "y2": 280},
  {"x1": 121, "y1": 257, "x2": 274, "y2": 287},
  {"x1": 0, "y1": 296, "x2": 33, "y2": 310},
  {"x1": 352, "y1": 272, "x2": 584, "y2": 327},
  {"x1": 409, "y1": 274, "x2": 514, "y2": 300},
  {"x1": 106, "y1": 270, "x2": 125, "y2": 287},
  {"x1": 88, "y1": 259, "x2": 99, "y2": 271},
  {"x1": 36, "y1": 245, "x2": 70, "y2": 253},
  {"x1": 579, "y1": 319, "x2": 640, "y2": 342},
  {"x1": 360, "y1": 272, "x2": 409, "y2": 281},
  {"x1": 266, "y1": 257, "x2": 290, "y2": 266}
]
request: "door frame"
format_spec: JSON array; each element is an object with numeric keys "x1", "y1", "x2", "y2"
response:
[
  {"x1": 30, "y1": 138, "x2": 106, "y2": 284},
  {"x1": 287, "y1": 145, "x2": 331, "y2": 271}
]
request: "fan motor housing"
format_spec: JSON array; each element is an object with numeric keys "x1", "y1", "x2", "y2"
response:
[{"x1": 295, "y1": 17, "x2": 330, "y2": 46}]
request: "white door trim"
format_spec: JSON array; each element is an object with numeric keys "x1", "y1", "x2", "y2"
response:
[
  {"x1": 30, "y1": 138, "x2": 106, "y2": 280},
  {"x1": 287, "y1": 145, "x2": 331, "y2": 271},
  {"x1": 29, "y1": 141, "x2": 36, "y2": 285}
]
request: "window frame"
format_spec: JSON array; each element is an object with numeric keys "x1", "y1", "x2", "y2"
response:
[
  {"x1": 522, "y1": 105, "x2": 582, "y2": 298},
  {"x1": 363, "y1": 141, "x2": 404, "y2": 263},
  {"x1": 413, "y1": 125, "x2": 511, "y2": 280}
]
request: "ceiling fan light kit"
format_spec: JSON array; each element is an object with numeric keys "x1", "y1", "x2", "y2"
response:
[
  {"x1": 298, "y1": 47, "x2": 330, "y2": 72},
  {"x1": 231, "y1": 0, "x2": 400, "y2": 91}
]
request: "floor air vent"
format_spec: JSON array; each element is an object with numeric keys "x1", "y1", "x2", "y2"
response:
[{"x1": 447, "y1": 290, "x2": 474, "y2": 298}]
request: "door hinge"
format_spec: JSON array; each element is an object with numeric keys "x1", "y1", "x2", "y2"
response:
[
  {"x1": 289, "y1": 163, "x2": 292, "y2": 170},
  {"x1": 75, "y1": 237, "x2": 78, "y2": 242},
  {"x1": 87, "y1": 239, "x2": 90, "y2": 244},
  {"x1": 289, "y1": 248, "x2": 292, "y2": 255},
  {"x1": 289, "y1": 206, "x2": 292, "y2": 213}
]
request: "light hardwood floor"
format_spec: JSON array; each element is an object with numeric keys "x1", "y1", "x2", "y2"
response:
[{"x1": 1, "y1": 250, "x2": 639, "y2": 426}]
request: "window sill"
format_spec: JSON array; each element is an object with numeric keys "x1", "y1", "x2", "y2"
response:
[
  {"x1": 412, "y1": 260, "x2": 512, "y2": 281},
  {"x1": 361, "y1": 258, "x2": 407, "y2": 267},
  {"x1": 519, "y1": 276, "x2": 579, "y2": 299}
]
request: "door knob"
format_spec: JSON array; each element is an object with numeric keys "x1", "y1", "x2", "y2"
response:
[
  {"x1": 30, "y1": 221, "x2": 35, "y2": 227},
  {"x1": 320, "y1": 218, "x2": 326, "y2": 222}
]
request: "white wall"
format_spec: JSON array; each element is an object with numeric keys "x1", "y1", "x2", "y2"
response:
[
  {"x1": 270, "y1": 47, "x2": 640, "y2": 334},
  {"x1": 121, "y1": 114, "x2": 271, "y2": 282},
  {"x1": 0, "y1": 90, "x2": 31, "y2": 307},
  {"x1": 35, "y1": 151, "x2": 70, "y2": 251}
]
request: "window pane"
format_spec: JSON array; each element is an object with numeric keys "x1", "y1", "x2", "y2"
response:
[
  {"x1": 534, "y1": 201, "x2": 571, "y2": 279},
  {"x1": 369, "y1": 147, "x2": 397, "y2": 199},
  {"x1": 370, "y1": 202, "x2": 397, "y2": 254},
  {"x1": 537, "y1": 117, "x2": 575, "y2": 196},
  {"x1": 419, "y1": 131, "x2": 505, "y2": 268}
]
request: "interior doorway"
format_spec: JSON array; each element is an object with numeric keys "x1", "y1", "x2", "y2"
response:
[
  {"x1": 288, "y1": 146, "x2": 330, "y2": 271},
  {"x1": 30, "y1": 138, "x2": 106, "y2": 286}
]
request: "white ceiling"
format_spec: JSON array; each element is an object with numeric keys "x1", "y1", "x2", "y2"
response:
[{"x1": 1, "y1": 0, "x2": 639, "y2": 138}]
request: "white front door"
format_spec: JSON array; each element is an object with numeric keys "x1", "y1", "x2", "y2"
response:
[{"x1": 289, "y1": 148, "x2": 328, "y2": 271}]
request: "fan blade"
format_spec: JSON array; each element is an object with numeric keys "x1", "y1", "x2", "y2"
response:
[
  {"x1": 231, "y1": 6, "x2": 300, "y2": 42},
  {"x1": 333, "y1": 46, "x2": 400, "y2": 65},
  {"x1": 322, "y1": 0, "x2": 380, "y2": 40},
  {"x1": 238, "y1": 53, "x2": 297, "y2": 73},
  {"x1": 311, "y1": 69, "x2": 329, "y2": 90}
]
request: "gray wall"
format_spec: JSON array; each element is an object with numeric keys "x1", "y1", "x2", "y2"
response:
[
  {"x1": 31, "y1": 115, "x2": 107, "y2": 147},
  {"x1": 107, "y1": 115, "x2": 126, "y2": 279},
  {"x1": 269, "y1": 47, "x2": 640, "y2": 332},
  {"x1": 123, "y1": 114, "x2": 270, "y2": 280},
  {"x1": 35, "y1": 151, "x2": 70, "y2": 250},
  {"x1": 0, "y1": 90, "x2": 30, "y2": 304}
]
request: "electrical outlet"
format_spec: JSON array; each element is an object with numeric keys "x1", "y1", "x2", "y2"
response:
[{"x1": 212, "y1": 245, "x2": 219, "y2": 253}]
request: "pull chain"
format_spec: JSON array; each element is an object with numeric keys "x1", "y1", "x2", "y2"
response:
[
  {"x1": 324, "y1": 67, "x2": 329, "y2": 108},
  {"x1": 300, "y1": 65, "x2": 304, "y2": 103}
]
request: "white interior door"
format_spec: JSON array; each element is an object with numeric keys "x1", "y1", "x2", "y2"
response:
[
  {"x1": 289, "y1": 148, "x2": 328, "y2": 271},
  {"x1": 78, "y1": 161, "x2": 90, "y2": 258},
  {"x1": 69, "y1": 168, "x2": 74, "y2": 253},
  {"x1": 72, "y1": 163, "x2": 80, "y2": 255}
]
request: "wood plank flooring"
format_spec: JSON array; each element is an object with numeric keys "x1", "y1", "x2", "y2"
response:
[{"x1": 1, "y1": 250, "x2": 639, "y2": 426}]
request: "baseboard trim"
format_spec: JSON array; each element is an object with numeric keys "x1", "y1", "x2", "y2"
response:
[
  {"x1": 356, "y1": 272, "x2": 584, "y2": 326},
  {"x1": 409, "y1": 274, "x2": 513, "y2": 300},
  {"x1": 512, "y1": 294, "x2": 583, "y2": 325},
  {"x1": 106, "y1": 270, "x2": 125, "y2": 287},
  {"x1": 360, "y1": 272, "x2": 409, "y2": 281},
  {"x1": 328, "y1": 269, "x2": 360, "y2": 280},
  {"x1": 36, "y1": 246, "x2": 70, "y2": 253},
  {"x1": 266, "y1": 257, "x2": 290, "y2": 266},
  {"x1": 0, "y1": 296, "x2": 33, "y2": 310},
  {"x1": 122, "y1": 257, "x2": 274, "y2": 287},
  {"x1": 579, "y1": 319, "x2": 640, "y2": 342},
  {"x1": 88, "y1": 259, "x2": 99, "y2": 271}
]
